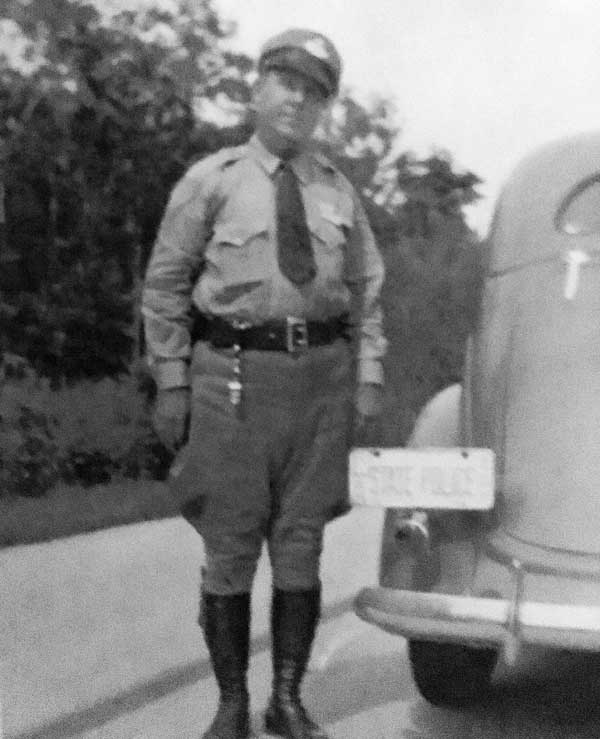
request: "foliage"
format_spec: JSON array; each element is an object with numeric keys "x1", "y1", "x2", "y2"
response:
[
  {"x1": 320, "y1": 94, "x2": 399, "y2": 198},
  {"x1": 381, "y1": 227, "x2": 484, "y2": 443},
  {"x1": 391, "y1": 151, "x2": 482, "y2": 237},
  {"x1": 0, "y1": 402, "x2": 60, "y2": 497},
  {"x1": 0, "y1": 0, "x2": 252, "y2": 381},
  {"x1": 0, "y1": 365, "x2": 172, "y2": 496}
]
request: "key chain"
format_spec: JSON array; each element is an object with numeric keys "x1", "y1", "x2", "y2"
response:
[{"x1": 228, "y1": 342, "x2": 243, "y2": 410}]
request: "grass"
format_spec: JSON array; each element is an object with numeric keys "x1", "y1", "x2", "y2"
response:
[
  {"x1": 0, "y1": 372, "x2": 182, "y2": 548},
  {"x1": 0, "y1": 480, "x2": 179, "y2": 548}
]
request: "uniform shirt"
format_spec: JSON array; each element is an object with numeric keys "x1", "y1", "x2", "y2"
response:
[{"x1": 142, "y1": 135, "x2": 387, "y2": 390}]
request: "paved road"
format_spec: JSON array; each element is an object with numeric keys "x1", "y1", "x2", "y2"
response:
[
  {"x1": 66, "y1": 623, "x2": 600, "y2": 738},
  {"x1": 4, "y1": 509, "x2": 600, "y2": 738},
  {"x1": 0, "y1": 507, "x2": 383, "y2": 738}
]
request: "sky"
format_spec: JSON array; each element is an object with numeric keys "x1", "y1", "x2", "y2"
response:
[{"x1": 211, "y1": 0, "x2": 600, "y2": 236}]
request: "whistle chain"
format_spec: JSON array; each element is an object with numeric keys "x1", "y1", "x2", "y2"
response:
[{"x1": 227, "y1": 342, "x2": 243, "y2": 408}]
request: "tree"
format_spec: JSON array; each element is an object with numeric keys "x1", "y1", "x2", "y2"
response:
[
  {"x1": 379, "y1": 153, "x2": 484, "y2": 443},
  {"x1": 0, "y1": 0, "x2": 252, "y2": 381},
  {"x1": 392, "y1": 151, "x2": 482, "y2": 239}
]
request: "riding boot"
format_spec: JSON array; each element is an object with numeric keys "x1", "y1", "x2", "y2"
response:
[
  {"x1": 201, "y1": 591, "x2": 252, "y2": 739},
  {"x1": 265, "y1": 587, "x2": 330, "y2": 739}
]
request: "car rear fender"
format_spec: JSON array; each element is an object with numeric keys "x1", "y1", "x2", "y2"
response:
[
  {"x1": 407, "y1": 383, "x2": 462, "y2": 448},
  {"x1": 379, "y1": 382, "x2": 480, "y2": 592}
]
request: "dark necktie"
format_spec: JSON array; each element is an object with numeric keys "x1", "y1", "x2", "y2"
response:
[{"x1": 275, "y1": 159, "x2": 316, "y2": 285}]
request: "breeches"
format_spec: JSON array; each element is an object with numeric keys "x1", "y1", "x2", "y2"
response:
[{"x1": 171, "y1": 338, "x2": 354, "y2": 594}]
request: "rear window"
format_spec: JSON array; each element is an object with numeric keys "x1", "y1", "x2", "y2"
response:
[{"x1": 556, "y1": 176, "x2": 600, "y2": 235}]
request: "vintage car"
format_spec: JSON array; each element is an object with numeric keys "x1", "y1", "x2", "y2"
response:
[{"x1": 351, "y1": 131, "x2": 600, "y2": 707}]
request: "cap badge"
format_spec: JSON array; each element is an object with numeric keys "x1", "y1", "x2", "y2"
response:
[{"x1": 303, "y1": 37, "x2": 330, "y2": 61}]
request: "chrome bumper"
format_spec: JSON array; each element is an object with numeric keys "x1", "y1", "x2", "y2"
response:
[{"x1": 355, "y1": 586, "x2": 600, "y2": 660}]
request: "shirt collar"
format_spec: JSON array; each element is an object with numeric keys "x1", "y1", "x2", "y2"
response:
[
  {"x1": 248, "y1": 134, "x2": 280, "y2": 177},
  {"x1": 248, "y1": 134, "x2": 311, "y2": 185}
]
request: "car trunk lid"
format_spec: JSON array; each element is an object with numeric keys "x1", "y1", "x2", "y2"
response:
[{"x1": 472, "y1": 133, "x2": 600, "y2": 554}]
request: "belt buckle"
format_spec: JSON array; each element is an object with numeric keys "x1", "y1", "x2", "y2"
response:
[
  {"x1": 286, "y1": 316, "x2": 308, "y2": 353},
  {"x1": 230, "y1": 318, "x2": 252, "y2": 330}
]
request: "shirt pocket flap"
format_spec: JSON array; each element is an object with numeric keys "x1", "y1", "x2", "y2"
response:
[
  {"x1": 308, "y1": 205, "x2": 352, "y2": 248},
  {"x1": 207, "y1": 220, "x2": 271, "y2": 284},
  {"x1": 321, "y1": 203, "x2": 353, "y2": 230},
  {"x1": 212, "y1": 221, "x2": 269, "y2": 247}
]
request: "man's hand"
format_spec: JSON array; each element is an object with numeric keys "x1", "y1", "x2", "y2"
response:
[
  {"x1": 353, "y1": 382, "x2": 384, "y2": 446},
  {"x1": 152, "y1": 387, "x2": 191, "y2": 452}
]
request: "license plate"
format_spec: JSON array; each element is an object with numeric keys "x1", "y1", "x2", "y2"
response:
[{"x1": 349, "y1": 447, "x2": 495, "y2": 510}]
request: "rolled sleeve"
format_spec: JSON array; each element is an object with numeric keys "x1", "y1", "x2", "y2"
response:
[
  {"x1": 344, "y1": 192, "x2": 387, "y2": 386},
  {"x1": 142, "y1": 166, "x2": 217, "y2": 389}
]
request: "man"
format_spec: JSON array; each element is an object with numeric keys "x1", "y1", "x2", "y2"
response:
[{"x1": 142, "y1": 28, "x2": 386, "y2": 739}]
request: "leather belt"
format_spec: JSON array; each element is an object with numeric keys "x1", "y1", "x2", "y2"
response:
[{"x1": 191, "y1": 311, "x2": 350, "y2": 352}]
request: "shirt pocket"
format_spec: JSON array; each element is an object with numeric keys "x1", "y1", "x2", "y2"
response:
[
  {"x1": 307, "y1": 203, "x2": 353, "y2": 283},
  {"x1": 207, "y1": 220, "x2": 271, "y2": 283}
]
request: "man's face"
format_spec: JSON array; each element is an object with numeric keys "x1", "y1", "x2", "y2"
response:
[{"x1": 252, "y1": 68, "x2": 329, "y2": 154}]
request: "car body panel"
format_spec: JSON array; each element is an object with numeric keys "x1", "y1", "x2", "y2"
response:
[{"x1": 355, "y1": 131, "x2": 600, "y2": 662}]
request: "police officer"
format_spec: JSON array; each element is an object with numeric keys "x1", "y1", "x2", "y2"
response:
[{"x1": 142, "y1": 28, "x2": 387, "y2": 739}]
